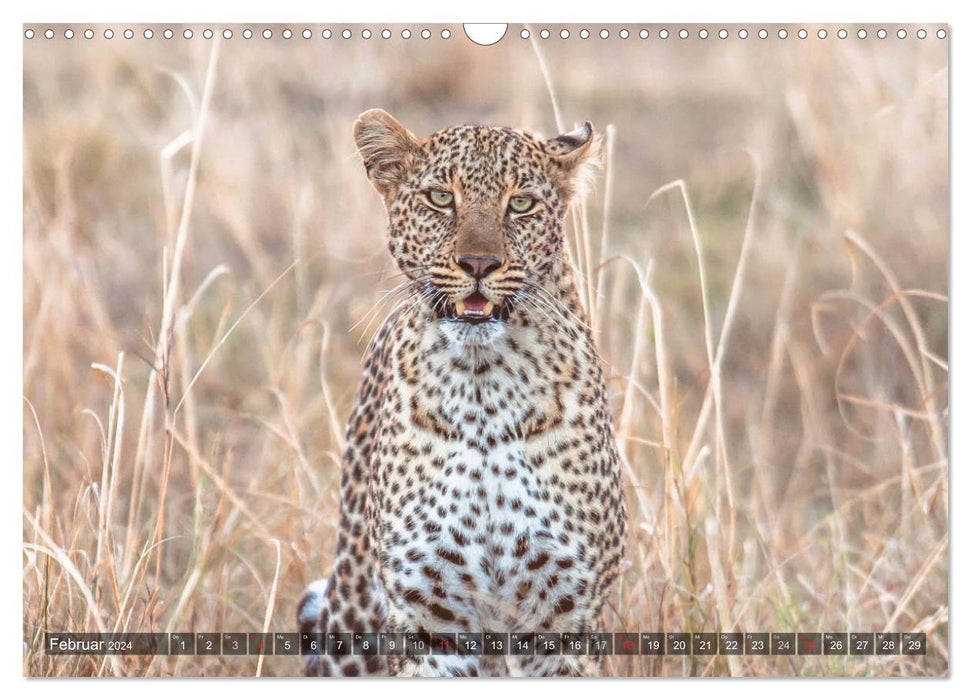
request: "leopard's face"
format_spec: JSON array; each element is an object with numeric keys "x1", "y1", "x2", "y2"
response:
[{"x1": 354, "y1": 110, "x2": 599, "y2": 332}]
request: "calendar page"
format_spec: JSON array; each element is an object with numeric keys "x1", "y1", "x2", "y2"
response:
[{"x1": 22, "y1": 21, "x2": 948, "y2": 678}]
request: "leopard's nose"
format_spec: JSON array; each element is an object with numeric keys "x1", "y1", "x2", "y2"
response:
[{"x1": 456, "y1": 255, "x2": 503, "y2": 280}]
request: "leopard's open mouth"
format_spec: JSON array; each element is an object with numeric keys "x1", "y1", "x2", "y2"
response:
[{"x1": 440, "y1": 291, "x2": 509, "y2": 325}]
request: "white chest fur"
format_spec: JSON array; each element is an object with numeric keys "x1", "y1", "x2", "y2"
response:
[{"x1": 374, "y1": 318, "x2": 585, "y2": 632}]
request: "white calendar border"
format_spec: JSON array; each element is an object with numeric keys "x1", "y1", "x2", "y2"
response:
[{"x1": 3, "y1": 1, "x2": 962, "y2": 698}]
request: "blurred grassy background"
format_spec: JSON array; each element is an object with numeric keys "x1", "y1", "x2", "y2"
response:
[{"x1": 23, "y1": 23, "x2": 948, "y2": 676}]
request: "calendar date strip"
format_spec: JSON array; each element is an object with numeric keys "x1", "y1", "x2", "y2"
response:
[{"x1": 43, "y1": 631, "x2": 927, "y2": 656}]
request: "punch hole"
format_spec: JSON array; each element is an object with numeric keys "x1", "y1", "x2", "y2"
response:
[
  {"x1": 619, "y1": 29, "x2": 629, "y2": 39},
  {"x1": 84, "y1": 29, "x2": 94, "y2": 39},
  {"x1": 223, "y1": 29, "x2": 233, "y2": 39},
  {"x1": 917, "y1": 28, "x2": 927, "y2": 39},
  {"x1": 183, "y1": 29, "x2": 192, "y2": 39},
  {"x1": 937, "y1": 29, "x2": 946, "y2": 39},
  {"x1": 24, "y1": 28, "x2": 34, "y2": 39},
  {"x1": 699, "y1": 29, "x2": 709, "y2": 39},
  {"x1": 105, "y1": 29, "x2": 114, "y2": 39},
  {"x1": 282, "y1": 28, "x2": 292, "y2": 39},
  {"x1": 242, "y1": 28, "x2": 253, "y2": 39},
  {"x1": 798, "y1": 29, "x2": 808, "y2": 39},
  {"x1": 463, "y1": 24, "x2": 507, "y2": 46},
  {"x1": 124, "y1": 29, "x2": 133, "y2": 39},
  {"x1": 64, "y1": 29, "x2": 74, "y2": 39},
  {"x1": 600, "y1": 29, "x2": 609, "y2": 39},
  {"x1": 877, "y1": 29, "x2": 887, "y2": 39},
  {"x1": 639, "y1": 29, "x2": 648, "y2": 39},
  {"x1": 203, "y1": 29, "x2": 213, "y2": 39},
  {"x1": 837, "y1": 29, "x2": 848, "y2": 39},
  {"x1": 362, "y1": 29, "x2": 372, "y2": 39},
  {"x1": 163, "y1": 28, "x2": 173, "y2": 39}
]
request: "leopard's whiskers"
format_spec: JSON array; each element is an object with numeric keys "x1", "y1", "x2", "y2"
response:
[
  {"x1": 361, "y1": 287, "x2": 428, "y2": 360},
  {"x1": 350, "y1": 278, "x2": 415, "y2": 333},
  {"x1": 353, "y1": 274, "x2": 435, "y2": 343},
  {"x1": 522, "y1": 278, "x2": 594, "y2": 333},
  {"x1": 511, "y1": 287, "x2": 559, "y2": 329}
]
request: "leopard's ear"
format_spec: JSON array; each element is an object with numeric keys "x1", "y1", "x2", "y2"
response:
[
  {"x1": 354, "y1": 109, "x2": 422, "y2": 202},
  {"x1": 544, "y1": 121, "x2": 602, "y2": 200}
]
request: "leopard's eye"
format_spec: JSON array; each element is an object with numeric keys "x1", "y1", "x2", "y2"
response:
[
  {"x1": 508, "y1": 196, "x2": 534, "y2": 214},
  {"x1": 427, "y1": 190, "x2": 454, "y2": 208}
]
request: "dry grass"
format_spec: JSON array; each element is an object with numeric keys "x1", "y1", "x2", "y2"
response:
[{"x1": 22, "y1": 24, "x2": 948, "y2": 677}]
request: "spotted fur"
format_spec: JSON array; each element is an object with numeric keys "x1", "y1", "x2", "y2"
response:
[{"x1": 298, "y1": 110, "x2": 627, "y2": 677}]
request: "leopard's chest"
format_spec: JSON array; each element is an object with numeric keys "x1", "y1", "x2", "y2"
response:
[
  {"x1": 376, "y1": 420, "x2": 580, "y2": 631},
  {"x1": 372, "y1": 323, "x2": 588, "y2": 630}
]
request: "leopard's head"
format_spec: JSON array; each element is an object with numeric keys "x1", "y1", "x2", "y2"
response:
[{"x1": 354, "y1": 109, "x2": 600, "y2": 330}]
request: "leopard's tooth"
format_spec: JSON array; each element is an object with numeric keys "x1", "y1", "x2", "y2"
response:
[
  {"x1": 483, "y1": 301, "x2": 495, "y2": 316},
  {"x1": 455, "y1": 300, "x2": 466, "y2": 316}
]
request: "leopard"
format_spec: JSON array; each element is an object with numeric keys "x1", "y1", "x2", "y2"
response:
[{"x1": 297, "y1": 109, "x2": 627, "y2": 676}]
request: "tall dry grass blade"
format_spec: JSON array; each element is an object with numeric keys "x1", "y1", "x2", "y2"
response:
[
  {"x1": 526, "y1": 27, "x2": 564, "y2": 132},
  {"x1": 318, "y1": 324, "x2": 346, "y2": 455},
  {"x1": 527, "y1": 26, "x2": 595, "y2": 315},
  {"x1": 155, "y1": 42, "x2": 221, "y2": 379},
  {"x1": 174, "y1": 264, "x2": 232, "y2": 482},
  {"x1": 843, "y1": 230, "x2": 946, "y2": 462},
  {"x1": 753, "y1": 233, "x2": 803, "y2": 526},
  {"x1": 622, "y1": 255, "x2": 679, "y2": 581},
  {"x1": 704, "y1": 517, "x2": 740, "y2": 676},
  {"x1": 652, "y1": 155, "x2": 763, "y2": 530},
  {"x1": 24, "y1": 398, "x2": 54, "y2": 536},
  {"x1": 593, "y1": 124, "x2": 616, "y2": 334},
  {"x1": 786, "y1": 338, "x2": 853, "y2": 626},
  {"x1": 256, "y1": 539, "x2": 282, "y2": 678},
  {"x1": 90, "y1": 355, "x2": 124, "y2": 615},
  {"x1": 614, "y1": 266, "x2": 660, "y2": 574},
  {"x1": 138, "y1": 38, "x2": 221, "y2": 587},
  {"x1": 160, "y1": 129, "x2": 193, "y2": 241},
  {"x1": 104, "y1": 354, "x2": 126, "y2": 613},
  {"x1": 576, "y1": 202, "x2": 596, "y2": 318},
  {"x1": 269, "y1": 387, "x2": 314, "y2": 478},
  {"x1": 173, "y1": 260, "x2": 298, "y2": 417},
  {"x1": 618, "y1": 276, "x2": 651, "y2": 442}
]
